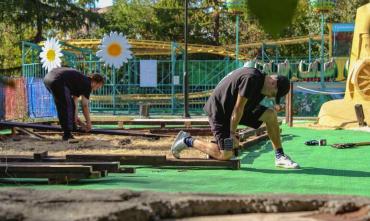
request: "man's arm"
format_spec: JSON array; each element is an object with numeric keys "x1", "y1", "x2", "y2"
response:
[
  {"x1": 73, "y1": 96, "x2": 79, "y2": 123},
  {"x1": 81, "y1": 96, "x2": 92, "y2": 131},
  {"x1": 230, "y1": 94, "x2": 248, "y2": 148},
  {"x1": 230, "y1": 94, "x2": 248, "y2": 134}
]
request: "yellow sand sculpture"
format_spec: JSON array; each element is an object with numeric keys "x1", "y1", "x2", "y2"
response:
[{"x1": 318, "y1": 3, "x2": 370, "y2": 128}]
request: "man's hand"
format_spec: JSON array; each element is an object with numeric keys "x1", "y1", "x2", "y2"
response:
[
  {"x1": 274, "y1": 104, "x2": 285, "y2": 112},
  {"x1": 84, "y1": 122, "x2": 92, "y2": 132},
  {"x1": 75, "y1": 117, "x2": 83, "y2": 125}
]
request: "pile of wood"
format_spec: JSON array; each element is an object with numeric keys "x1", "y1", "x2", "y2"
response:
[
  {"x1": 0, "y1": 120, "x2": 273, "y2": 184},
  {"x1": 0, "y1": 152, "x2": 134, "y2": 184}
]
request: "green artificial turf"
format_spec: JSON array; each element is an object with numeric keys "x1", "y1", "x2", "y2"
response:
[{"x1": 1, "y1": 125, "x2": 370, "y2": 197}]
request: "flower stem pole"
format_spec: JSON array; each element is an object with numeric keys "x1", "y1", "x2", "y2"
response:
[
  {"x1": 112, "y1": 67, "x2": 116, "y2": 115},
  {"x1": 235, "y1": 14, "x2": 239, "y2": 64},
  {"x1": 320, "y1": 12, "x2": 326, "y2": 89},
  {"x1": 183, "y1": 0, "x2": 190, "y2": 118}
]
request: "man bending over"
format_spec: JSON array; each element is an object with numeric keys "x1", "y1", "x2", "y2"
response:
[
  {"x1": 44, "y1": 67, "x2": 104, "y2": 140},
  {"x1": 171, "y1": 67, "x2": 299, "y2": 169}
]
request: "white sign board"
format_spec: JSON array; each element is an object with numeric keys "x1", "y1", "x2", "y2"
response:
[{"x1": 140, "y1": 60, "x2": 157, "y2": 87}]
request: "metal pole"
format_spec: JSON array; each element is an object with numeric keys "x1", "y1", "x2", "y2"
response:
[
  {"x1": 320, "y1": 12, "x2": 325, "y2": 89},
  {"x1": 21, "y1": 42, "x2": 25, "y2": 77},
  {"x1": 308, "y1": 38, "x2": 312, "y2": 63},
  {"x1": 235, "y1": 14, "x2": 239, "y2": 65},
  {"x1": 171, "y1": 42, "x2": 176, "y2": 115},
  {"x1": 112, "y1": 67, "x2": 116, "y2": 115},
  {"x1": 183, "y1": 0, "x2": 190, "y2": 118}
]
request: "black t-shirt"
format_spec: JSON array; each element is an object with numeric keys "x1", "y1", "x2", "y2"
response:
[
  {"x1": 203, "y1": 67, "x2": 265, "y2": 121},
  {"x1": 44, "y1": 67, "x2": 92, "y2": 99}
]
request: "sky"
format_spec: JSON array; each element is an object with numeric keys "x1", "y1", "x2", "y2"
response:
[{"x1": 96, "y1": 0, "x2": 113, "y2": 8}]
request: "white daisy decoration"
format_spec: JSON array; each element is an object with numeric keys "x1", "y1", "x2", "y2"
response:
[
  {"x1": 39, "y1": 37, "x2": 63, "y2": 72},
  {"x1": 96, "y1": 31, "x2": 132, "y2": 69}
]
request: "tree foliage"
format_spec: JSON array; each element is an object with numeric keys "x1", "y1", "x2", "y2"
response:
[
  {"x1": 0, "y1": 0, "x2": 369, "y2": 70},
  {"x1": 0, "y1": 0, "x2": 104, "y2": 69}
]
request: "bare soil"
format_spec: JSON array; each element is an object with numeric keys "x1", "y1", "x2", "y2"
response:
[{"x1": 0, "y1": 133, "x2": 210, "y2": 158}]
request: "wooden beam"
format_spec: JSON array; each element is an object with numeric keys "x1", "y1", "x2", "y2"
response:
[
  {"x1": 66, "y1": 154, "x2": 167, "y2": 165},
  {"x1": 66, "y1": 154, "x2": 240, "y2": 170},
  {"x1": 240, "y1": 133, "x2": 270, "y2": 150},
  {"x1": 3, "y1": 162, "x2": 121, "y2": 173},
  {"x1": 33, "y1": 151, "x2": 48, "y2": 161},
  {"x1": 149, "y1": 128, "x2": 212, "y2": 136},
  {"x1": 164, "y1": 158, "x2": 240, "y2": 170},
  {"x1": 285, "y1": 82, "x2": 294, "y2": 127},
  {"x1": 0, "y1": 155, "x2": 35, "y2": 162},
  {"x1": 0, "y1": 164, "x2": 102, "y2": 182},
  {"x1": 0, "y1": 121, "x2": 169, "y2": 138},
  {"x1": 15, "y1": 127, "x2": 45, "y2": 140},
  {"x1": 0, "y1": 164, "x2": 93, "y2": 173},
  {"x1": 239, "y1": 126, "x2": 267, "y2": 142},
  {"x1": 119, "y1": 167, "x2": 136, "y2": 173},
  {"x1": 355, "y1": 104, "x2": 367, "y2": 127}
]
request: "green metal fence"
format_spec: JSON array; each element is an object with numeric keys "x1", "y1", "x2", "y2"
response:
[{"x1": 22, "y1": 40, "x2": 344, "y2": 117}]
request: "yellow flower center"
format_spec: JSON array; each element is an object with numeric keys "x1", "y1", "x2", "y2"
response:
[
  {"x1": 46, "y1": 49, "x2": 56, "y2": 61},
  {"x1": 107, "y1": 43, "x2": 122, "y2": 57}
]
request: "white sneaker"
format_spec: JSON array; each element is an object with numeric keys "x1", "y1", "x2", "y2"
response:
[
  {"x1": 171, "y1": 131, "x2": 190, "y2": 159},
  {"x1": 275, "y1": 155, "x2": 300, "y2": 169}
]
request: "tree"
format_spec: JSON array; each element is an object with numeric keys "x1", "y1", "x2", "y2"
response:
[{"x1": 2, "y1": 0, "x2": 103, "y2": 43}]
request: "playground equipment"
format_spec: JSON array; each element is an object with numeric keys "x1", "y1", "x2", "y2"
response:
[
  {"x1": 318, "y1": 3, "x2": 370, "y2": 128},
  {"x1": 66, "y1": 39, "x2": 249, "y2": 59},
  {"x1": 328, "y1": 23, "x2": 354, "y2": 80}
]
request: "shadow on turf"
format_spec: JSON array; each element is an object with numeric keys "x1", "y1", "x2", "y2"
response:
[
  {"x1": 0, "y1": 176, "x2": 150, "y2": 186},
  {"x1": 240, "y1": 134, "x2": 298, "y2": 165},
  {"x1": 243, "y1": 167, "x2": 370, "y2": 178}
]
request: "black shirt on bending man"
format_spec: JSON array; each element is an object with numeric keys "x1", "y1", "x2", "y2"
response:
[
  {"x1": 203, "y1": 67, "x2": 266, "y2": 122},
  {"x1": 44, "y1": 67, "x2": 92, "y2": 99}
]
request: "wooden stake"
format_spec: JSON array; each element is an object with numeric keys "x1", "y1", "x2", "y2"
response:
[
  {"x1": 355, "y1": 104, "x2": 367, "y2": 127},
  {"x1": 287, "y1": 82, "x2": 293, "y2": 127}
]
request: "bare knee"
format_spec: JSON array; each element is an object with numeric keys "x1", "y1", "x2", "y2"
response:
[
  {"x1": 260, "y1": 108, "x2": 278, "y2": 123},
  {"x1": 214, "y1": 150, "x2": 234, "y2": 161}
]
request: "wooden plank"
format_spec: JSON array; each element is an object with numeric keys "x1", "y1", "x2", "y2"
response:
[
  {"x1": 163, "y1": 158, "x2": 240, "y2": 170},
  {"x1": 14, "y1": 127, "x2": 45, "y2": 140},
  {"x1": 0, "y1": 155, "x2": 35, "y2": 162},
  {"x1": 149, "y1": 128, "x2": 212, "y2": 136},
  {"x1": 119, "y1": 167, "x2": 136, "y2": 173},
  {"x1": 239, "y1": 126, "x2": 267, "y2": 142},
  {"x1": 66, "y1": 154, "x2": 167, "y2": 165},
  {"x1": 65, "y1": 154, "x2": 239, "y2": 169},
  {"x1": 33, "y1": 151, "x2": 48, "y2": 161},
  {"x1": 240, "y1": 133, "x2": 269, "y2": 150},
  {"x1": 355, "y1": 104, "x2": 367, "y2": 127},
  {"x1": 0, "y1": 172, "x2": 96, "y2": 180},
  {"x1": 48, "y1": 171, "x2": 101, "y2": 184},
  {"x1": 286, "y1": 81, "x2": 294, "y2": 127},
  {"x1": 0, "y1": 121, "x2": 169, "y2": 138},
  {"x1": 2, "y1": 162, "x2": 121, "y2": 173},
  {"x1": 0, "y1": 164, "x2": 93, "y2": 173},
  {"x1": 0, "y1": 164, "x2": 101, "y2": 183}
]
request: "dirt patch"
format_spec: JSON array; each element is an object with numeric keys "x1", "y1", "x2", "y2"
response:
[
  {"x1": 0, "y1": 189, "x2": 369, "y2": 221},
  {"x1": 309, "y1": 206, "x2": 370, "y2": 221},
  {"x1": 0, "y1": 133, "x2": 210, "y2": 158}
]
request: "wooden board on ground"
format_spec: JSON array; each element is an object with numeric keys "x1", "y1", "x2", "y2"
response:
[
  {"x1": 240, "y1": 132, "x2": 269, "y2": 150},
  {"x1": 149, "y1": 128, "x2": 212, "y2": 136},
  {"x1": 2, "y1": 162, "x2": 121, "y2": 173},
  {"x1": 239, "y1": 125, "x2": 267, "y2": 142},
  {"x1": 0, "y1": 121, "x2": 169, "y2": 138},
  {"x1": 0, "y1": 164, "x2": 101, "y2": 183},
  {"x1": 164, "y1": 158, "x2": 240, "y2": 170},
  {"x1": 66, "y1": 154, "x2": 240, "y2": 170},
  {"x1": 66, "y1": 154, "x2": 167, "y2": 165}
]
